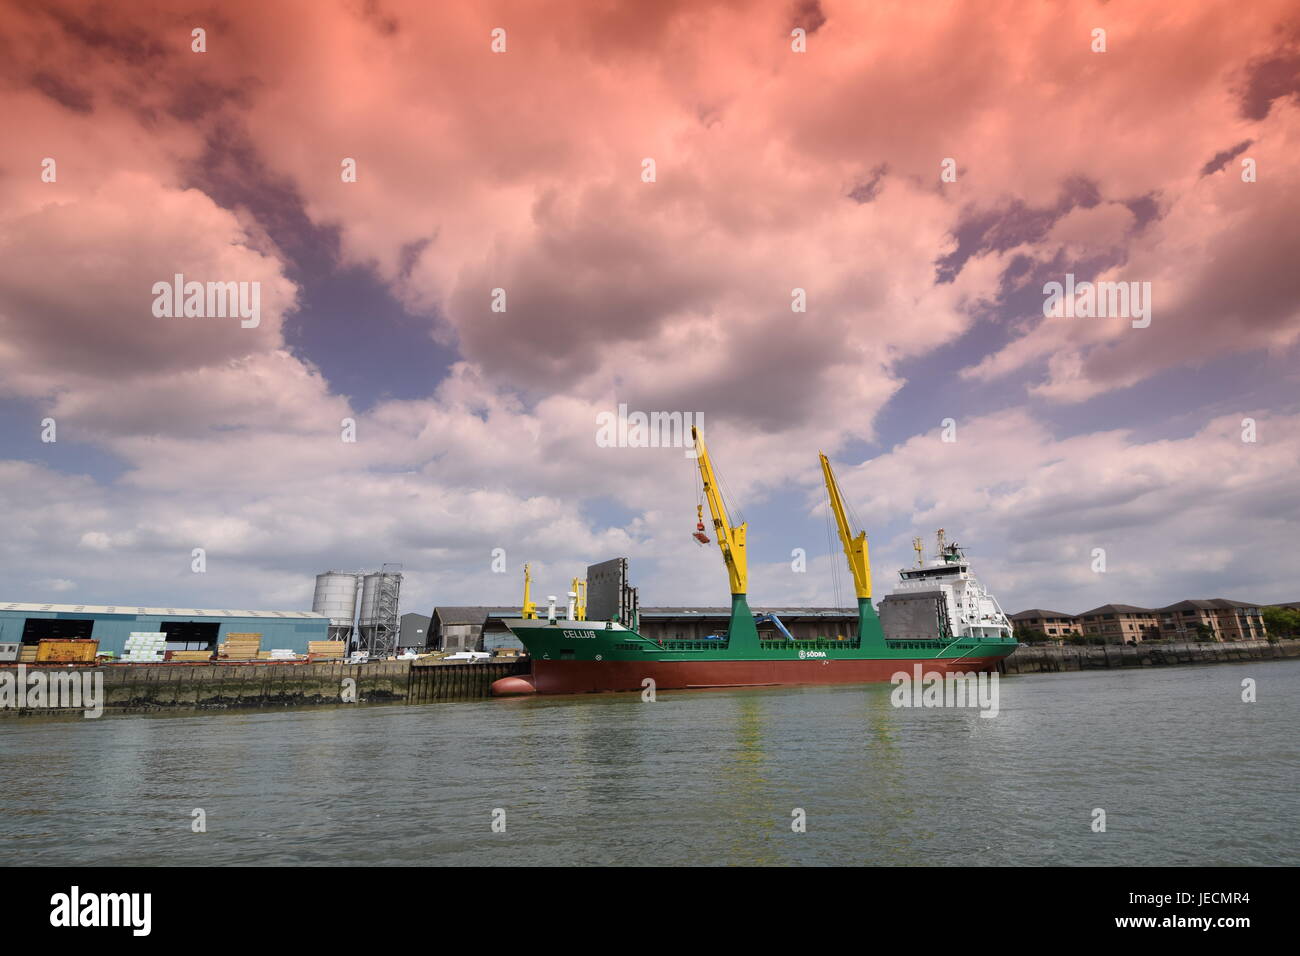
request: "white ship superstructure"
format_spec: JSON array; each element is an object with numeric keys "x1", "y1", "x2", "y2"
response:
[{"x1": 879, "y1": 530, "x2": 1014, "y2": 642}]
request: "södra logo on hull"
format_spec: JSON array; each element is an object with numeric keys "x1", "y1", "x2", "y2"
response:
[{"x1": 798, "y1": 650, "x2": 826, "y2": 659}]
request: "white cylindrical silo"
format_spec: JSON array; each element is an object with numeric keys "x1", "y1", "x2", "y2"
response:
[
  {"x1": 313, "y1": 571, "x2": 360, "y2": 643},
  {"x1": 358, "y1": 572, "x2": 382, "y2": 629}
]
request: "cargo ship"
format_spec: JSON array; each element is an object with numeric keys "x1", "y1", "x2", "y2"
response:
[{"x1": 492, "y1": 428, "x2": 1017, "y2": 695}]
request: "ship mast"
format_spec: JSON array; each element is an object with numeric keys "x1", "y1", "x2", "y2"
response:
[
  {"x1": 818, "y1": 453, "x2": 871, "y2": 600},
  {"x1": 521, "y1": 563, "x2": 537, "y2": 620},
  {"x1": 570, "y1": 577, "x2": 587, "y2": 621},
  {"x1": 691, "y1": 426, "x2": 747, "y2": 596}
]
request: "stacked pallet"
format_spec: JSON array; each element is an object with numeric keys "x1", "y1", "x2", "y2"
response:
[
  {"x1": 221, "y1": 633, "x2": 262, "y2": 660},
  {"x1": 122, "y1": 632, "x2": 167, "y2": 662},
  {"x1": 308, "y1": 640, "x2": 345, "y2": 660},
  {"x1": 269, "y1": 648, "x2": 298, "y2": 660}
]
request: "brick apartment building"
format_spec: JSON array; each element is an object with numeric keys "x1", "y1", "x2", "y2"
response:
[
  {"x1": 1009, "y1": 599, "x2": 1271, "y2": 644},
  {"x1": 1077, "y1": 604, "x2": 1163, "y2": 643},
  {"x1": 1008, "y1": 609, "x2": 1082, "y2": 642},
  {"x1": 1157, "y1": 599, "x2": 1267, "y2": 641}
]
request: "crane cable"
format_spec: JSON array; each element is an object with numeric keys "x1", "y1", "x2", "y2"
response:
[
  {"x1": 692, "y1": 439, "x2": 745, "y2": 529},
  {"x1": 824, "y1": 488, "x2": 844, "y2": 610}
]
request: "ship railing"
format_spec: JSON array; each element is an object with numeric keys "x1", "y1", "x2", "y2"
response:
[
  {"x1": 759, "y1": 639, "x2": 861, "y2": 650},
  {"x1": 658, "y1": 640, "x2": 732, "y2": 651},
  {"x1": 885, "y1": 637, "x2": 1015, "y2": 653},
  {"x1": 616, "y1": 641, "x2": 734, "y2": 651},
  {"x1": 620, "y1": 636, "x2": 732, "y2": 652},
  {"x1": 885, "y1": 639, "x2": 948, "y2": 650}
]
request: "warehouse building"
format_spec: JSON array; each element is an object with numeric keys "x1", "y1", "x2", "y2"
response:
[
  {"x1": 430, "y1": 607, "x2": 522, "y2": 653},
  {"x1": 0, "y1": 602, "x2": 329, "y2": 658},
  {"x1": 398, "y1": 612, "x2": 431, "y2": 652}
]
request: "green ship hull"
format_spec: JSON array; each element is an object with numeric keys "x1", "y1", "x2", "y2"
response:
[{"x1": 494, "y1": 594, "x2": 1018, "y2": 695}]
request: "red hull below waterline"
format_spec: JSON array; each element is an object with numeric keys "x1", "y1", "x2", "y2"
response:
[{"x1": 493, "y1": 656, "x2": 1006, "y2": 696}]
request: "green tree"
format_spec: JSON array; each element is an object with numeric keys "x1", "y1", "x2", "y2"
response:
[{"x1": 1263, "y1": 606, "x2": 1300, "y2": 639}]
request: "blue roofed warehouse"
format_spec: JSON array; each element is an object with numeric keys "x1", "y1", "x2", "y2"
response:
[{"x1": 0, "y1": 601, "x2": 329, "y2": 658}]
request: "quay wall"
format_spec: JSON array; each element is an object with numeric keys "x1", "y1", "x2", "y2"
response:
[
  {"x1": 1, "y1": 659, "x2": 529, "y2": 715},
  {"x1": 1003, "y1": 639, "x2": 1300, "y2": 674}
]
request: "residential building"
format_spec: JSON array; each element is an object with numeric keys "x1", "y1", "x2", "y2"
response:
[
  {"x1": 1157, "y1": 599, "x2": 1268, "y2": 642},
  {"x1": 1008, "y1": 609, "x2": 1081, "y2": 642},
  {"x1": 1077, "y1": 604, "x2": 1161, "y2": 644}
]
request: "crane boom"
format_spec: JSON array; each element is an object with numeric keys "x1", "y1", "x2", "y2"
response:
[
  {"x1": 691, "y1": 426, "x2": 747, "y2": 595},
  {"x1": 819, "y1": 453, "x2": 871, "y2": 600}
]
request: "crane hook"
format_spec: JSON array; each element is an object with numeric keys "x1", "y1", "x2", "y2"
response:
[{"x1": 692, "y1": 503, "x2": 711, "y2": 544}]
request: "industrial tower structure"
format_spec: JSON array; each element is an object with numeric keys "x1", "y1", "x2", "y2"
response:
[{"x1": 311, "y1": 564, "x2": 404, "y2": 658}]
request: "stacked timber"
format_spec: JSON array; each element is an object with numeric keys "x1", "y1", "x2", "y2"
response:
[
  {"x1": 170, "y1": 650, "x2": 214, "y2": 662},
  {"x1": 308, "y1": 640, "x2": 345, "y2": 661},
  {"x1": 221, "y1": 633, "x2": 262, "y2": 660}
]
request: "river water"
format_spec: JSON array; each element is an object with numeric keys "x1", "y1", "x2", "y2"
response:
[{"x1": 2, "y1": 660, "x2": 1296, "y2": 866}]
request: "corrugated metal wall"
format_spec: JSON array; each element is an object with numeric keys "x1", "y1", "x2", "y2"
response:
[{"x1": 0, "y1": 610, "x2": 328, "y2": 656}]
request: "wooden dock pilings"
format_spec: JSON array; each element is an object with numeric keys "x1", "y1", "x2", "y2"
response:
[
  {"x1": 1002, "y1": 639, "x2": 1299, "y2": 674},
  {"x1": 406, "y1": 660, "x2": 529, "y2": 704},
  {"x1": 1, "y1": 659, "x2": 532, "y2": 715}
]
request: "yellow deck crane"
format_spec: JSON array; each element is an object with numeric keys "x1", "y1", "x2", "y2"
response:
[
  {"x1": 818, "y1": 452, "x2": 887, "y2": 649},
  {"x1": 691, "y1": 426, "x2": 760, "y2": 647},
  {"x1": 570, "y1": 577, "x2": 587, "y2": 621}
]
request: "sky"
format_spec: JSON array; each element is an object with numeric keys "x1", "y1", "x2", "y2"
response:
[{"x1": 1, "y1": 0, "x2": 1298, "y2": 619}]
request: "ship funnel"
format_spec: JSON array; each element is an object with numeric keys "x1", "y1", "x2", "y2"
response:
[
  {"x1": 566, "y1": 591, "x2": 577, "y2": 621},
  {"x1": 547, "y1": 595, "x2": 557, "y2": 623}
]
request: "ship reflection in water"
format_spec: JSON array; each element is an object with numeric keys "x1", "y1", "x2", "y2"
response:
[{"x1": 1, "y1": 660, "x2": 1297, "y2": 866}]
